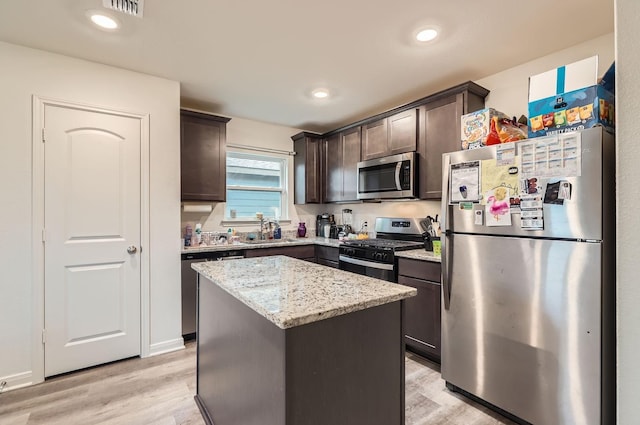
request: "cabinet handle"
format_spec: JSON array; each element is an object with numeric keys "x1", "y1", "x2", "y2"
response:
[{"x1": 127, "y1": 245, "x2": 138, "y2": 254}]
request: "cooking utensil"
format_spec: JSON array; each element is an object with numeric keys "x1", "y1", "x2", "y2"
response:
[{"x1": 420, "y1": 217, "x2": 434, "y2": 251}]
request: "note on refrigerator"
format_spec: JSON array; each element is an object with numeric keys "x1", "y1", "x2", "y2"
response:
[{"x1": 450, "y1": 161, "x2": 481, "y2": 203}]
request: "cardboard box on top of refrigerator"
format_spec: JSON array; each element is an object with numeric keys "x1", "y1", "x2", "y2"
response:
[{"x1": 528, "y1": 56, "x2": 615, "y2": 138}]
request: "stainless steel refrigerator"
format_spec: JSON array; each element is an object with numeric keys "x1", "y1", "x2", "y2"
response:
[{"x1": 440, "y1": 127, "x2": 615, "y2": 425}]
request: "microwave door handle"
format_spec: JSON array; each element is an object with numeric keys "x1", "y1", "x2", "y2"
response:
[{"x1": 395, "y1": 162, "x2": 402, "y2": 190}]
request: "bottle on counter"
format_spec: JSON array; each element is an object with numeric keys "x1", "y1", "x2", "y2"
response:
[
  {"x1": 358, "y1": 221, "x2": 369, "y2": 239},
  {"x1": 195, "y1": 223, "x2": 202, "y2": 245},
  {"x1": 184, "y1": 224, "x2": 193, "y2": 247}
]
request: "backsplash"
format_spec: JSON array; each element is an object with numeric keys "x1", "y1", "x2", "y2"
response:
[{"x1": 180, "y1": 200, "x2": 441, "y2": 240}]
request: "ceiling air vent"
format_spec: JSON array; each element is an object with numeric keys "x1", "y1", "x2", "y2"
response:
[{"x1": 102, "y1": 0, "x2": 144, "y2": 17}]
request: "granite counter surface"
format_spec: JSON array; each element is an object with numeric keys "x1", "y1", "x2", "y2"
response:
[
  {"x1": 395, "y1": 249, "x2": 442, "y2": 263},
  {"x1": 183, "y1": 236, "x2": 340, "y2": 254},
  {"x1": 192, "y1": 256, "x2": 416, "y2": 329}
]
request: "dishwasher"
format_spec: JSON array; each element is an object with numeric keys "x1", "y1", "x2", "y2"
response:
[{"x1": 181, "y1": 250, "x2": 245, "y2": 339}]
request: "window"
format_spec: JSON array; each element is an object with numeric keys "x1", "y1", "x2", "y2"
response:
[{"x1": 226, "y1": 152, "x2": 288, "y2": 220}]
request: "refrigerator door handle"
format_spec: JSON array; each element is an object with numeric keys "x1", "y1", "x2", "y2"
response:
[
  {"x1": 441, "y1": 154, "x2": 450, "y2": 234},
  {"x1": 441, "y1": 154, "x2": 451, "y2": 310},
  {"x1": 442, "y1": 232, "x2": 451, "y2": 310}
]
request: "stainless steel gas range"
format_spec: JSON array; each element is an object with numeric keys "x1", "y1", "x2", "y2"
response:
[{"x1": 338, "y1": 217, "x2": 425, "y2": 282}]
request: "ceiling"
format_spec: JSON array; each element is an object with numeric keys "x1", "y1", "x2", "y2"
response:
[{"x1": 0, "y1": 0, "x2": 614, "y2": 133}]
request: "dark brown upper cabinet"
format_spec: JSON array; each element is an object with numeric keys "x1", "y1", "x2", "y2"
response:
[
  {"x1": 180, "y1": 110, "x2": 231, "y2": 202},
  {"x1": 291, "y1": 81, "x2": 488, "y2": 202},
  {"x1": 417, "y1": 83, "x2": 488, "y2": 199},
  {"x1": 323, "y1": 127, "x2": 362, "y2": 203},
  {"x1": 292, "y1": 132, "x2": 322, "y2": 204},
  {"x1": 361, "y1": 109, "x2": 417, "y2": 161}
]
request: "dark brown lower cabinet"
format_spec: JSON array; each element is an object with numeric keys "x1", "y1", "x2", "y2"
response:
[
  {"x1": 245, "y1": 244, "x2": 316, "y2": 262},
  {"x1": 397, "y1": 258, "x2": 441, "y2": 362},
  {"x1": 315, "y1": 245, "x2": 339, "y2": 268}
]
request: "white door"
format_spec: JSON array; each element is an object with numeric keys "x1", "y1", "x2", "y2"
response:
[{"x1": 44, "y1": 103, "x2": 141, "y2": 377}]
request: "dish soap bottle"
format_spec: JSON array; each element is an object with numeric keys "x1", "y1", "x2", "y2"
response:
[{"x1": 184, "y1": 224, "x2": 193, "y2": 247}]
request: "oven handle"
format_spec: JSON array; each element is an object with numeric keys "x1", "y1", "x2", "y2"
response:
[{"x1": 339, "y1": 255, "x2": 394, "y2": 271}]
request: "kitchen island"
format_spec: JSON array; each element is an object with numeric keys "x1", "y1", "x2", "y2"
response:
[{"x1": 192, "y1": 256, "x2": 416, "y2": 425}]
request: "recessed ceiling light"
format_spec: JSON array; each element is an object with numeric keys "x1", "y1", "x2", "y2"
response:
[
  {"x1": 311, "y1": 88, "x2": 330, "y2": 99},
  {"x1": 416, "y1": 28, "x2": 438, "y2": 42},
  {"x1": 90, "y1": 13, "x2": 119, "y2": 30}
]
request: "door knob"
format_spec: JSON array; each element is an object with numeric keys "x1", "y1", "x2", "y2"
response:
[{"x1": 127, "y1": 245, "x2": 138, "y2": 254}]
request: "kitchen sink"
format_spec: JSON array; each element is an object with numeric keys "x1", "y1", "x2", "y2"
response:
[{"x1": 240, "y1": 238, "x2": 299, "y2": 245}]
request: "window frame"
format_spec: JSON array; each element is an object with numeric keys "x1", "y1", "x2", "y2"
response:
[{"x1": 225, "y1": 151, "x2": 289, "y2": 222}]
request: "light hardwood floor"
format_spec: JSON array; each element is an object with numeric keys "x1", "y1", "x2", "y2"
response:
[{"x1": 0, "y1": 342, "x2": 515, "y2": 425}]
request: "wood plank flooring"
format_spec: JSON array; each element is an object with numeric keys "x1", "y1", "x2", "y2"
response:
[{"x1": 0, "y1": 342, "x2": 515, "y2": 425}]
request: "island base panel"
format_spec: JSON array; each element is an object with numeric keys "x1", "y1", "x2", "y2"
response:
[
  {"x1": 197, "y1": 275, "x2": 405, "y2": 425},
  {"x1": 285, "y1": 301, "x2": 405, "y2": 425},
  {"x1": 197, "y1": 276, "x2": 286, "y2": 425}
]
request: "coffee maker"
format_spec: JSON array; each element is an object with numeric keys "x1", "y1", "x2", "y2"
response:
[{"x1": 316, "y1": 214, "x2": 332, "y2": 237}]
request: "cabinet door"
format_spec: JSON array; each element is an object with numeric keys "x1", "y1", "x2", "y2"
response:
[
  {"x1": 418, "y1": 94, "x2": 463, "y2": 199},
  {"x1": 245, "y1": 245, "x2": 316, "y2": 259},
  {"x1": 293, "y1": 135, "x2": 321, "y2": 204},
  {"x1": 361, "y1": 118, "x2": 388, "y2": 160},
  {"x1": 398, "y1": 275, "x2": 441, "y2": 361},
  {"x1": 316, "y1": 245, "x2": 339, "y2": 263},
  {"x1": 341, "y1": 127, "x2": 361, "y2": 201},
  {"x1": 388, "y1": 109, "x2": 417, "y2": 155},
  {"x1": 324, "y1": 134, "x2": 343, "y2": 202},
  {"x1": 181, "y1": 111, "x2": 229, "y2": 202}
]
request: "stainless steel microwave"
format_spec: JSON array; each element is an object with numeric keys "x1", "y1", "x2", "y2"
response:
[{"x1": 357, "y1": 152, "x2": 416, "y2": 200}]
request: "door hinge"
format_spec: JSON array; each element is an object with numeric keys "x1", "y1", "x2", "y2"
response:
[
  {"x1": 42, "y1": 229, "x2": 46, "y2": 243},
  {"x1": 42, "y1": 128, "x2": 45, "y2": 143},
  {"x1": 42, "y1": 329, "x2": 46, "y2": 344}
]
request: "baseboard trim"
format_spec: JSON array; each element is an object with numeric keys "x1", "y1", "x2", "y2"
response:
[
  {"x1": 0, "y1": 371, "x2": 35, "y2": 392},
  {"x1": 148, "y1": 337, "x2": 185, "y2": 357}
]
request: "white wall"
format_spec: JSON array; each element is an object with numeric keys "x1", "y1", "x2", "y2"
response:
[
  {"x1": 0, "y1": 41, "x2": 182, "y2": 389},
  {"x1": 613, "y1": 1, "x2": 640, "y2": 423},
  {"x1": 476, "y1": 32, "x2": 615, "y2": 119}
]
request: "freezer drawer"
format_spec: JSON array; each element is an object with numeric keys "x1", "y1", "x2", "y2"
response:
[{"x1": 441, "y1": 234, "x2": 605, "y2": 425}]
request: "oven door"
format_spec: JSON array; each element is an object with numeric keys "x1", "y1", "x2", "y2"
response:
[{"x1": 338, "y1": 255, "x2": 396, "y2": 282}]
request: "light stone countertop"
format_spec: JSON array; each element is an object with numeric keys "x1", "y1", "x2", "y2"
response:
[
  {"x1": 395, "y1": 249, "x2": 442, "y2": 263},
  {"x1": 192, "y1": 256, "x2": 417, "y2": 329},
  {"x1": 182, "y1": 236, "x2": 340, "y2": 254}
]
